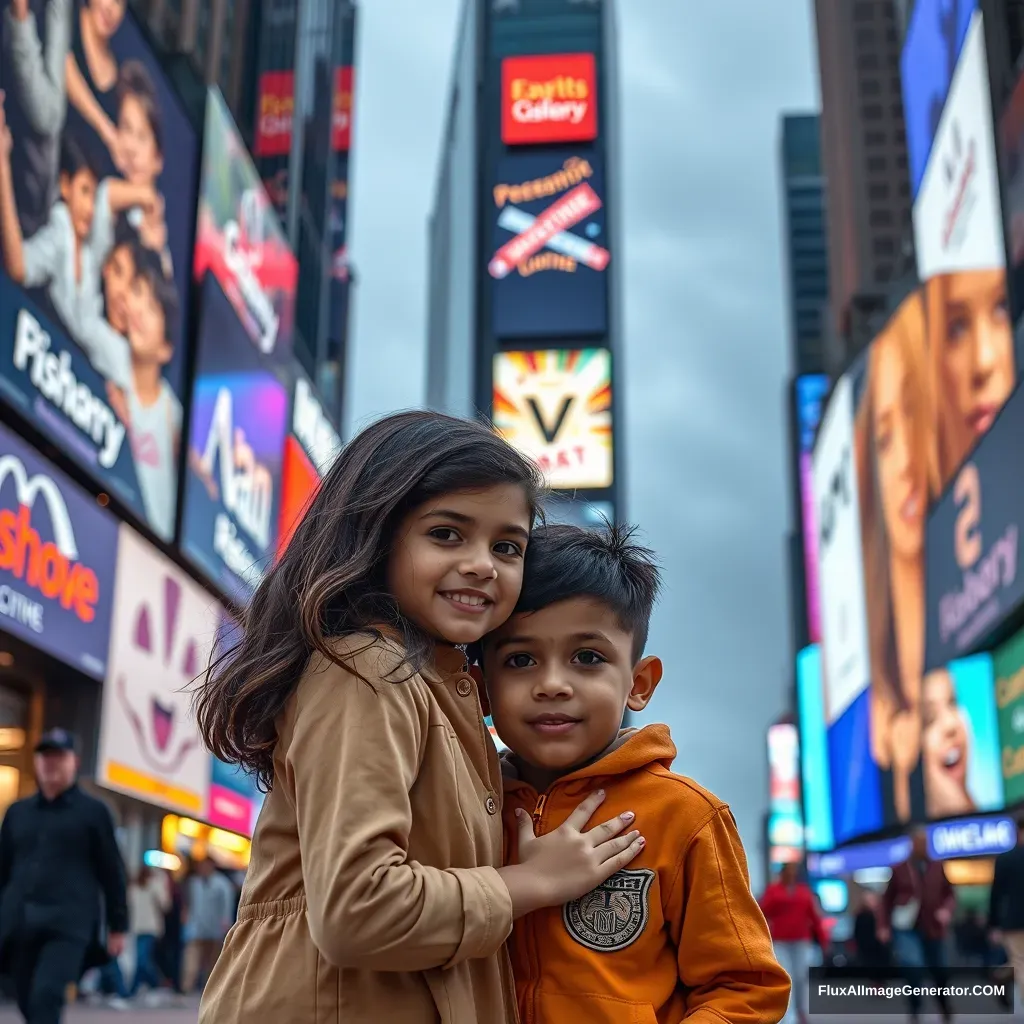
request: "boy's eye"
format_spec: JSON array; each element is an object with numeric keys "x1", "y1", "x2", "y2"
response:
[
  {"x1": 504, "y1": 653, "x2": 535, "y2": 669},
  {"x1": 429, "y1": 527, "x2": 461, "y2": 542},
  {"x1": 493, "y1": 540, "x2": 523, "y2": 558},
  {"x1": 573, "y1": 649, "x2": 606, "y2": 667}
]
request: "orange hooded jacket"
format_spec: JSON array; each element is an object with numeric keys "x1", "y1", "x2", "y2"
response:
[{"x1": 501, "y1": 724, "x2": 791, "y2": 1024}]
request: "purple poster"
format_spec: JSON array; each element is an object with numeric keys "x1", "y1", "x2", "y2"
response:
[{"x1": 0, "y1": 421, "x2": 118, "y2": 677}]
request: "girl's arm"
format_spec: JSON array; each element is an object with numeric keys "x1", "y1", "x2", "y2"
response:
[
  {"x1": 4, "y1": 0, "x2": 72, "y2": 136},
  {"x1": 65, "y1": 52, "x2": 117, "y2": 153}
]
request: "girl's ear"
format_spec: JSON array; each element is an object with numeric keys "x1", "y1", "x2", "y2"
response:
[{"x1": 469, "y1": 664, "x2": 491, "y2": 717}]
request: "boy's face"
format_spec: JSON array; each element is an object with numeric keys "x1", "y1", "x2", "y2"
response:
[
  {"x1": 60, "y1": 168, "x2": 97, "y2": 241},
  {"x1": 127, "y1": 274, "x2": 172, "y2": 366},
  {"x1": 103, "y1": 243, "x2": 135, "y2": 334},
  {"x1": 119, "y1": 95, "x2": 163, "y2": 185},
  {"x1": 483, "y1": 596, "x2": 662, "y2": 775}
]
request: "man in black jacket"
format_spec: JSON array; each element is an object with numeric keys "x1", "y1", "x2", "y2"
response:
[
  {"x1": 0, "y1": 729, "x2": 128, "y2": 1024},
  {"x1": 990, "y1": 813, "x2": 1024, "y2": 1007}
]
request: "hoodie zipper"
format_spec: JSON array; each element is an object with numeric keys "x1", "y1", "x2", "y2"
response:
[
  {"x1": 527, "y1": 790, "x2": 550, "y2": 1024},
  {"x1": 532, "y1": 793, "x2": 547, "y2": 831}
]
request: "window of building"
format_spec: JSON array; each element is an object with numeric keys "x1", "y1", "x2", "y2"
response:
[
  {"x1": 861, "y1": 78, "x2": 881, "y2": 96},
  {"x1": 869, "y1": 209, "x2": 893, "y2": 227},
  {"x1": 865, "y1": 130, "x2": 885, "y2": 146},
  {"x1": 854, "y1": 0, "x2": 875, "y2": 20},
  {"x1": 873, "y1": 236, "x2": 895, "y2": 256},
  {"x1": 862, "y1": 103, "x2": 883, "y2": 120},
  {"x1": 868, "y1": 183, "x2": 890, "y2": 200},
  {"x1": 859, "y1": 51, "x2": 880, "y2": 71},
  {"x1": 875, "y1": 262, "x2": 893, "y2": 281}
]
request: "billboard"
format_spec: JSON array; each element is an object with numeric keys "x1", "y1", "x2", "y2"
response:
[
  {"x1": 500, "y1": 53, "x2": 598, "y2": 146},
  {"x1": 254, "y1": 65, "x2": 354, "y2": 157},
  {"x1": 98, "y1": 524, "x2": 221, "y2": 817},
  {"x1": 181, "y1": 274, "x2": 289, "y2": 601},
  {"x1": 1000, "y1": 66, "x2": 1024, "y2": 334},
  {"x1": 493, "y1": 348, "x2": 612, "y2": 490},
  {"x1": 0, "y1": 421, "x2": 117, "y2": 678},
  {"x1": 0, "y1": 5, "x2": 197, "y2": 540},
  {"x1": 194, "y1": 90, "x2": 298, "y2": 361},
  {"x1": 489, "y1": 152, "x2": 609, "y2": 338},
  {"x1": 277, "y1": 370, "x2": 340, "y2": 557},
  {"x1": 925, "y1": 381, "x2": 1024, "y2": 668},
  {"x1": 795, "y1": 374, "x2": 829, "y2": 644},
  {"x1": 796, "y1": 645, "x2": 834, "y2": 852},
  {"x1": 767, "y1": 723, "x2": 803, "y2": 865},
  {"x1": 994, "y1": 627, "x2": 1024, "y2": 805}
]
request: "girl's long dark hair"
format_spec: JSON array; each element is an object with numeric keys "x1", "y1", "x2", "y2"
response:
[{"x1": 194, "y1": 410, "x2": 544, "y2": 790}]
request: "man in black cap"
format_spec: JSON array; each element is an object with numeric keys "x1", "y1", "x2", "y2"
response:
[{"x1": 0, "y1": 729, "x2": 128, "y2": 1023}]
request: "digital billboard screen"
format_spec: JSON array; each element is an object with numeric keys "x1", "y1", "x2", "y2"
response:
[
  {"x1": 0, "y1": 4, "x2": 197, "y2": 540},
  {"x1": 500, "y1": 53, "x2": 598, "y2": 146},
  {"x1": 181, "y1": 273, "x2": 289, "y2": 602},
  {"x1": 994, "y1": 626, "x2": 1024, "y2": 806},
  {"x1": 767, "y1": 723, "x2": 803, "y2": 866},
  {"x1": 489, "y1": 151, "x2": 609, "y2": 338},
  {"x1": 98, "y1": 523, "x2": 221, "y2": 818},
  {"x1": 795, "y1": 374, "x2": 829, "y2": 644},
  {"x1": 493, "y1": 348, "x2": 612, "y2": 490},
  {"x1": 194, "y1": 89, "x2": 298, "y2": 362},
  {"x1": 796, "y1": 645, "x2": 833, "y2": 852},
  {"x1": 0, "y1": 421, "x2": 118, "y2": 679}
]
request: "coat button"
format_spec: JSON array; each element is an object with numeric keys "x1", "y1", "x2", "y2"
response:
[
  {"x1": 485, "y1": 796, "x2": 498, "y2": 815},
  {"x1": 456, "y1": 678, "x2": 473, "y2": 697}
]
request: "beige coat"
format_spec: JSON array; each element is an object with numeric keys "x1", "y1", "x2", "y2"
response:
[{"x1": 198, "y1": 635, "x2": 517, "y2": 1023}]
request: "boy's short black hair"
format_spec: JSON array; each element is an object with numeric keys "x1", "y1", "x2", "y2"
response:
[
  {"x1": 134, "y1": 247, "x2": 179, "y2": 342},
  {"x1": 513, "y1": 522, "x2": 662, "y2": 662},
  {"x1": 117, "y1": 59, "x2": 164, "y2": 156},
  {"x1": 112, "y1": 212, "x2": 142, "y2": 253},
  {"x1": 59, "y1": 134, "x2": 98, "y2": 182}
]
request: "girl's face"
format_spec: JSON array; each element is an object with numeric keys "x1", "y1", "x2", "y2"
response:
[
  {"x1": 922, "y1": 669, "x2": 968, "y2": 791},
  {"x1": 127, "y1": 274, "x2": 171, "y2": 365},
  {"x1": 873, "y1": 337, "x2": 925, "y2": 560},
  {"x1": 88, "y1": 0, "x2": 126, "y2": 40},
  {"x1": 118, "y1": 94, "x2": 163, "y2": 186},
  {"x1": 938, "y1": 268, "x2": 1014, "y2": 440},
  {"x1": 387, "y1": 484, "x2": 532, "y2": 645},
  {"x1": 102, "y1": 243, "x2": 135, "y2": 334}
]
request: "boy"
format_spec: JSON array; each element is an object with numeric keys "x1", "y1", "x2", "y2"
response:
[
  {"x1": 122, "y1": 245, "x2": 182, "y2": 540},
  {"x1": 480, "y1": 523, "x2": 791, "y2": 1024}
]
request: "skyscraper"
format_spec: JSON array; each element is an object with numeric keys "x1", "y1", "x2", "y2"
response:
[{"x1": 779, "y1": 114, "x2": 829, "y2": 376}]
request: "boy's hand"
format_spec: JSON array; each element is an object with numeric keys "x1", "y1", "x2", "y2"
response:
[
  {"x1": 502, "y1": 790, "x2": 644, "y2": 916},
  {"x1": 9, "y1": 1, "x2": 30, "y2": 23}
]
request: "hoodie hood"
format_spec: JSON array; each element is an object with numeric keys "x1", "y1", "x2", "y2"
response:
[{"x1": 500, "y1": 723, "x2": 677, "y2": 794}]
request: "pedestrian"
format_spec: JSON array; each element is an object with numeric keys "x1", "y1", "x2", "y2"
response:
[
  {"x1": 988, "y1": 812, "x2": 1024, "y2": 1004},
  {"x1": 181, "y1": 859, "x2": 233, "y2": 993},
  {"x1": 880, "y1": 828, "x2": 955, "y2": 1022},
  {"x1": 853, "y1": 891, "x2": 889, "y2": 971},
  {"x1": 192, "y1": 411, "x2": 646, "y2": 1023},
  {"x1": 0, "y1": 729, "x2": 128, "y2": 1024},
  {"x1": 128, "y1": 865, "x2": 170, "y2": 999},
  {"x1": 759, "y1": 861, "x2": 826, "y2": 1023}
]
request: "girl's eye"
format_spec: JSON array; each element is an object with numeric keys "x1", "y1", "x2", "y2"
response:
[
  {"x1": 573, "y1": 649, "x2": 605, "y2": 667},
  {"x1": 429, "y1": 527, "x2": 461, "y2": 542},
  {"x1": 493, "y1": 540, "x2": 523, "y2": 558},
  {"x1": 505, "y1": 653, "x2": 535, "y2": 669}
]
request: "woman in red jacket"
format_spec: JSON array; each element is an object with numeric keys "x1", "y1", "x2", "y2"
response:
[{"x1": 760, "y1": 863, "x2": 827, "y2": 1024}]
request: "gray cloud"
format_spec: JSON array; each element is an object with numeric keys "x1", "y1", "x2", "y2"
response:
[{"x1": 346, "y1": 0, "x2": 818, "y2": 891}]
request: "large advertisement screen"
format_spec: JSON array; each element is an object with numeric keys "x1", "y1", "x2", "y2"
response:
[
  {"x1": 901, "y1": 0, "x2": 1016, "y2": 494},
  {"x1": 995, "y1": 626, "x2": 1024, "y2": 806},
  {"x1": 98, "y1": 524, "x2": 221, "y2": 818},
  {"x1": 796, "y1": 645, "x2": 834, "y2": 852},
  {"x1": 181, "y1": 273, "x2": 289, "y2": 601},
  {"x1": 0, "y1": 4, "x2": 197, "y2": 540},
  {"x1": 194, "y1": 90, "x2": 298, "y2": 362},
  {"x1": 925, "y1": 381, "x2": 1024, "y2": 668},
  {"x1": 0, "y1": 421, "x2": 117, "y2": 678},
  {"x1": 796, "y1": 374, "x2": 829, "y2": 644},
  {"x1": 767, "y1": 723, "x2": 803, "y2": 866},
  {"x1": 1000, "y1": 67, "x2": 1024, "y2": 336},
  {"x1": 489, "y1": 151, "x2": 609, "y2": 338},
  {"x1": 493, "y1": 348, "x2": 612, "y2": 490},
  {"x1": 500, "y1": 53, "x2": 598, "y2": 146}
]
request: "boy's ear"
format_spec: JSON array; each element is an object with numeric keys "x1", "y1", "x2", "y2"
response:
[{"x1": 626, "y1": 656, "x2": 662, "y2": 713}]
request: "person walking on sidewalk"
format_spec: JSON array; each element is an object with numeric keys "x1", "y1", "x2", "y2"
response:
[
  {"x1": 128, "y1": 866, "x2": 171, "y2": 999},
  {"x1": 182, "y1": 859, "x2": 234, "y2": 993},
  {"x1": 988, "y1": 813, "x2": 1024, "y2": 1006},
  {"x1": 0, "y1": 729, "x2": 128, "y2": 1024}
]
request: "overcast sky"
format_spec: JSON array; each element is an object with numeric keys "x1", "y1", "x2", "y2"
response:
[{"x1": 344, "y1": 0, "x2": 819, "y2": 890}]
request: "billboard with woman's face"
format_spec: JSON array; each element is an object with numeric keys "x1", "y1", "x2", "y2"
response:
[{"x1": 0, "y1": 0, "x2": 197, "y2": 541}]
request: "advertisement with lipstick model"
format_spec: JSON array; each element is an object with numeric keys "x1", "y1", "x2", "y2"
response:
[
  {"x1": 98, "y1": 524, "x2": 222, "y2": 818},
  {"x1": 194, "y1": 89, "x2": 298, "y2": 363},
  {"x1": 489, "y1": 151, "x2": 609, "y2": 338}
]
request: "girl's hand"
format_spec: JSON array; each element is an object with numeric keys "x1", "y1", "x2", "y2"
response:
[{"x1": 499, "y1": 789, "x2": 644, "y2": 918}]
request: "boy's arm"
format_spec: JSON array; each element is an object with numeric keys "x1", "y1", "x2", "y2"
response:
[
  {"x1": 667, "y1": 806, "x2": 790, "y2": 1024},
  {"x1": 103, "y1": 179, "x2": 156, "y2": 216},
  {"x1": 3, "y1": 0, "x2": 71, "y2": 136}
]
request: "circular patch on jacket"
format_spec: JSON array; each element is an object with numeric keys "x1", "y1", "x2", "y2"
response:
[{"x1": 562, "y1": 868, "x2": 655, "y2": 953}]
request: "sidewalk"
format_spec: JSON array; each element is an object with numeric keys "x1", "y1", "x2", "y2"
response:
[{"x1": 0, "y1": 996, "x2": 200, "y2": 1023}]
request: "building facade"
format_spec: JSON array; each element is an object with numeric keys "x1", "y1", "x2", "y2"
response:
[{"x1": 427, "y1": 0, "x2": 624, "y2": 525}]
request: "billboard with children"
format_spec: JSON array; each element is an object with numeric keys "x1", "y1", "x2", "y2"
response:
[{"x1": 0, "y1": 1, "x2": 198, "y2": 541}]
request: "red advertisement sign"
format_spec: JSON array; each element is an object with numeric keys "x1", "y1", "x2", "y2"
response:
[
  {"x1": 501, "y1": 53, "x2": 598, "y2": 146},
  {"x1": 255, "y1": 71, "x2": 295, "y2": 157},
  {"x1": 333, "y1": 66, "x2": 355, "y2": 152}
]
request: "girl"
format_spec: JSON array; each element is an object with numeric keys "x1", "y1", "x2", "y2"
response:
[
  {"x1": 194, "y1": 411, "x2": 645, "y2": 1023},
  {"x1": 128, "y1": 865, "x2": 170, "y2": 998},
  {"x1": 921, "y1": 668, "x2": 976, "y2": 819}
]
